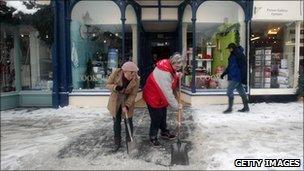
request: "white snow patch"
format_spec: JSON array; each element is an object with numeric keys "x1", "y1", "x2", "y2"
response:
[
  {"x1": 5, "y1": 1, "x2": 40, "y2": 16},
  {"x1": 190, "y1": 102, "x2": 303, "y2": 170}
]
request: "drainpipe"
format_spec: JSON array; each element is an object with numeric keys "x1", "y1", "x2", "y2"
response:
[{"x1": 52, "y1": 0, "x2": 69, "y2": 108}]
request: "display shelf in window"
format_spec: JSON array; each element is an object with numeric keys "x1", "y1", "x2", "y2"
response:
[{"x1": 252, "y1": 47, "x2": 276, "y2": 88}]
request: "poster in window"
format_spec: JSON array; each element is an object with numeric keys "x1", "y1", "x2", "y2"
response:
[
  {"x1": 265, "y1": 54, "x2": 271, "y2": 60},
  {"x1": 255, "y1": 49, "x2": 263, "y2": 55},
  {"x1": 255, "y1": 55, "x2": 262, "y2": 60},
  {"x1": 255, "y1": 60, "x2": 261, "y2": 66},
  {"x1": 265, "y1": 60, "x2": 271, "y2": 66},
  {"x1": 255, "y1": 71, "x2": 261, "y2": 77},
  {"x1": 265, "y1": 49, "x2": 272, "y2": 55}
]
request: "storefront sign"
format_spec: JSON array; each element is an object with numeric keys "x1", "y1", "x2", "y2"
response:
[{"x1": 252, "y1": 0, "x2": 303, "y2": 21}]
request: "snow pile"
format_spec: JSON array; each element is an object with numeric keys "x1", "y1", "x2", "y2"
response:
[{"x1": 5, "y1": 1, "x2": 40, "y2": 16}]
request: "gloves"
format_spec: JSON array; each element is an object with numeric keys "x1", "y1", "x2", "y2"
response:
[
  {"x1": 220, "y1": 73, "x2": 225, "y2": 79},
  {"x1": 115, "y1": 85, "x2": 123, "y2": 91}
]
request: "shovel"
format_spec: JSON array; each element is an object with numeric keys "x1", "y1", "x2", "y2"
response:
[
  {"x1": 124, "y1": 112, "x2": 137, "y2": 155},
  {"x1": 171, "y1": 75, "x2": 189, "y2": 166},
  {"x1": 121, "y1": 95, "x2": 137, "y2": 155}
]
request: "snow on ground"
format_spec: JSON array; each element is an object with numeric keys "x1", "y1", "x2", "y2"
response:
[
  {"x1": 189, "y1": 102, "x2": 303, "y2": 170},
  {"x1": 0, "y1": 102, "x2": 303, "y2": 170}
]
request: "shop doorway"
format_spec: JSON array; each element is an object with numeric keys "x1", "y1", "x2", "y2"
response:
[
  {"x1": 150, "y1": 40, "x2": 171, "y2": 65},
  {"x1": 146, "y1": 32, "x2": 178, "y2": 66},
  {"x1": 139, "y1": 21, "x2": 179, "y2": 86},
  {"x1": 139, "y1": 32, "x2": 178, "y2": 86}
]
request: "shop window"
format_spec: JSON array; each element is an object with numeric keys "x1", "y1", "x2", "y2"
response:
[
  {"x1": 250, "y1": 22, "x2": 296, "y2": 89},
  {"x1": 19, "y1": 27, "x2": 53, "y2": 91},
  {"x1": 182, "y1": 23, "x2": 193, "y2": 88},
  {"x1": 299, "y1": 22, "x2": 304, "y2": 75},
  {"x1": 71, "y1": 1, "x2": 121, "y2": 90},
  {"x1": 183, "y1": 1, "x2": 245, "y2": 90},
  {"x1": 181, "y1": 5, "x2": 192, "y2": 88},
  {"x1": 125, "y1": 5, "x2": 138, "y2": 63},
  {"x1": 0, "y1": 24, "x2": 15, "y2": 93}
]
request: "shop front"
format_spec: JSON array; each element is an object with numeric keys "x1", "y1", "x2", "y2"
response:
[
  {"x1": 50, "y1": 0, "x2": 304, "y2": 108},
  {"x1": 249, "y1": 0, "x2": 303, "y2": 101},
  {"x1": 179, "y1": 0, "x2": 251, "y2": 105},
  {"x1": 1, "y1": 0, "x2": 302, "y2": 110},
  {"x1": 1, "y1": 2, "x2": 53, "y2": 110}
]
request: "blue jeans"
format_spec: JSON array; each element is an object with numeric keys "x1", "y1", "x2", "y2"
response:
[{"x1": 226, "y1": 81, "x2": 247, "y2": 99}]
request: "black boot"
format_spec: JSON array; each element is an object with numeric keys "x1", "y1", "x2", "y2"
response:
[
  {"x1": 223, "y1": 97, "x2": 233, "y2": 114},
  {"x1": 113, "y1": 137, "x2": 121, "y2": 152},
  {"x1": 238, "y1": 97, "x2": 249, "y2": 112}
]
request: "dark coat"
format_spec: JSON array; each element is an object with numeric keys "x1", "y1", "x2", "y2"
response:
[{"x1": 223, "y1": 46, "x2": 247, "y2": 84}]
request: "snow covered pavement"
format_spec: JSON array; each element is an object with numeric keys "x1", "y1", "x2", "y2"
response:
[{"x1": 1, "y1": 102, "x2": 303, "y2": 170}]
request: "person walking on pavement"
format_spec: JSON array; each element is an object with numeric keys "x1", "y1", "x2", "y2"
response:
[
  {"x1": 106, "y1": 61, "x2": 140, "y2": 152},
  {"x1": 143, "y1": 52, "x2": 183, "y2": 147},
  {"x1": 220, "y1": 43, "x2": 249, "y2": 114}
]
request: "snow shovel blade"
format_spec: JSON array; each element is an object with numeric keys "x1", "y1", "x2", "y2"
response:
[
  {"x1": 171, "y1": 140, "x2": 189, "y2": 165},
  {"x1": 126, "y1": 140, "x2": 137, "y2": 156}
]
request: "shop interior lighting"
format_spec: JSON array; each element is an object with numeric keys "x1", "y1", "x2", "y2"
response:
[
  {"x1": 268, "y1": 30, "x2": 278, "y2": 34},
  {"x1": 251, "y1": 37, "x2": 260, "y2": 41},
  {"x1": 268, "y1": 27, "x2": 280, "y2": 35},
  {"x1": 285, "y1": 41, "x2": 294, "y2": 45}
]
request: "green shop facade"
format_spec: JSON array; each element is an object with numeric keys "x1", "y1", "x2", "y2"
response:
[{"x1": 1, "y1": 0, "x2": 303, "y2": 110}]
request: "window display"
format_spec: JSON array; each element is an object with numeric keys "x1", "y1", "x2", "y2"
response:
[
  {"x1": 19, "y1": 27, "x2": 53, "y2": 91},
  {"x1": 183, "y1": 23, "x2": 243, "y2": 90},
  {"x1": 250, "y1": 22, "x2": 296, "y2": 89},
  {"x1": 71, "y1": 1, "x2": 125, "y2": 90},
  {"x1": 71, "y1": 21, "x2": 122, "y2": 90},
  {"x1": 0, "y1": 24, "x2": 15, "y2": 93},
  {"x1": 181, "y1": 23, "x2": 192, "y2": 88},
  {"x1": 299, "y1": 22, "x2": 304, "y2": 75},
  {"x1": 182, "y1": 1, "x2": 245, "y2": 91},
  {"x1": 125, "y1": 4, "x2": 138, "y2": 63}
]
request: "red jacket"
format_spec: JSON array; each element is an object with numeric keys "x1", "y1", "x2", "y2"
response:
[{"x1": 143, "y1": 59, "x2": 179, "y2": 108}]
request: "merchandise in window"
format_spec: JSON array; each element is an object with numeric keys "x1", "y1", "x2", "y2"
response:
[
  {"x1": 71, "y1": 21, "x2": 122, "y2": 90},
  {"x1": 182, "y1": 23, "x2": 193, "y2": 88},
  {"x1": 250, "y1": 22, "x2": 296, "y2": 89},
  {"x1": 19, "y1": 27, "x2": 53, "y2": 91},
  {"x1": 194, "y1": 22, "x2": 241, "y2": 90},
  {"x1": 125, "y1": 24, "x2": 133, "y2": 62},
  {"x1": 0, "y1": 25, "x2": 15, "y2": 93},
  {"x1": 181, "y1": 1, "x2": 246, "y2": 91},
  {"x1": 299, "y1": 22, "x2": 304, "y2": 74}
]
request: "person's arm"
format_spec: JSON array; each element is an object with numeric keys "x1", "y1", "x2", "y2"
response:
[
  {"x1": 106, "y1": 69, "x2": 120, "y2": 91},
  {"x1": 124, "y1": 79, "x2": 140, "y2": 109},
  {"x1": 221, "y1": 68, "x2": 228, "y2": 78},
  {"x1": 221, "y1": 57, "x2": 230, "y2": 78},
  {"x1": 153, "y1": 69, "x2": 179, "y2": 109}
]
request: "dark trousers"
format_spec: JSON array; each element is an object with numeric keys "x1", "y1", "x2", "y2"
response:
[
  {"x1": 113, "y1": 106, "x2": 133, "y2": 141},
  {"x1": 147, "y1": 105, "x2": 169, "y2": 139}
]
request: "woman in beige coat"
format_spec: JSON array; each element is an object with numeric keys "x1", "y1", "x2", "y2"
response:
[{"x1": 106, "y1": 61, "x2": 139, "y2": 152}]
